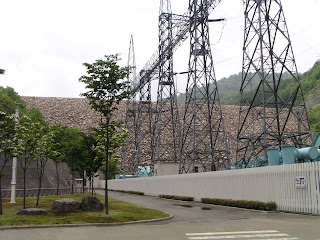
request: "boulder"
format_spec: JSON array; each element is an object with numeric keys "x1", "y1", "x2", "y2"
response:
[
  {"x1": 17, "y1": 208, "x2": 47, "y2": 215},
  {"x1": 81, "y1": 196, "x2": 104, "y2": 211},
  {"x1": 51, "y1": 198, "x2": 81, "y2": 213}
]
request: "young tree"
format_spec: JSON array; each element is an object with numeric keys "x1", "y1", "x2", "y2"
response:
[
  {"x1": 0, "y1": 111, "x2": 16, "y2": 214},
  {"x1": 95, "y1": 122, "x2": 129, "y2": 179},
  {"x1": 15, "y1": 116, "x2": 42, "y2": 209},
  {"x1": 52, "y1": 125, "x2": 87, "y2": 194},
  {"x1": 82, "y1": 133, "x2": 100, "y2": 195},
  {"x1": 50, "y1": 125, "x2": 66, "y2": 195},
  {"x1": 79, "y1": 54, "x2": 132, "y2": 214},
  {"x1": 35, "y1": 128, "x2": 56, "y2": 206}
]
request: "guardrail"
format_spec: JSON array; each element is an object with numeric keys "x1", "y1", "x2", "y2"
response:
[{"x1": 1, "y1": 187, "x2": 89, "y2": 198}]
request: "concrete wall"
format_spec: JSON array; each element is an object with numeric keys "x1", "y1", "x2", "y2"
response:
[
  {"x1": 154, "y1": 162, "x2": 180, "y2": 176},
  {"x1": 0, "y1": 155, "x2": 72, "y2": 189},
  {"x1": 106, "y1": 162, "x2": 320, "y2": 215}
]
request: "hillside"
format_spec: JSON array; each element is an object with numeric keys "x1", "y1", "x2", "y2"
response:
[{"x1": 176, "y1": 72, "x2": 292, "y2": 105}]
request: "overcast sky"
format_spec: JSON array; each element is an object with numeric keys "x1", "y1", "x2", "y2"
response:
[{"x1": 0, "y1": 0, "x2": 319, "y2": 98}]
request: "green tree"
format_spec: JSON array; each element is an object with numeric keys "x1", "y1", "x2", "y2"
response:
[
  {"x1": 82, "y1": 132, "x2": 102, "y2": 195},
  {"x1": 308, "y1": 105, "x2": 320, "y2": 135},
  {"x1": 94, "y1": 122, "x2": 129, "y2": 180},
  {"x1": 50, "y1": 125, "x2": 65, "y2": 195},
  {"x1": 15, "y1": 116, "x2": 43, "y2": 209},
  {"x1": 0, "y1": 87, "x2": 25, "y2": 114},
  {"x1": 35, "y1": 127, "x2": 56, "y2": 206},
  {"x1": 0, "y1": 111, "x2": 16, "y2": 214},
  {"x1": 79, "y1": 54, "x2": 132, "y2": 214},
  {"x1": 51, "y1": 125, "x2": 87, "y2": 194}
]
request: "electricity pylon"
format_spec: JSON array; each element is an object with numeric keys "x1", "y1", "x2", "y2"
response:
[{"x1": 236, "y1": 0, "x2": 312, "y2": 167}]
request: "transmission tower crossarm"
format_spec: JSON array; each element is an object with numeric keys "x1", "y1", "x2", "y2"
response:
[{"x1": 133, "y1": 0, "x2": 222, "y2": 93}]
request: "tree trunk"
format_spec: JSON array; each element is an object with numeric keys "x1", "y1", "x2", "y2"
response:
[
  {"x1": 0, "y1": 177, "x2": 3, "y2": 215},
  {"x1": 71, "y1": 158, "x2": 74, "y2": 194},
  {"x1": 0, "y1": 157, "x2": 9, "y2": 215},
  {"x1": 105, "y1": 117, "x2": 110, "y2": 214},
  {"x1": 82, "y1": 170, "x2": 85, "y2": 194},
  {"x1": 55, "y1": 161, "x2": 59, "y2": 196},
  {"x1": 91, "y1": 177, "x2": 94, "y2": 196},
  {"x1": 23, "y1": 168, "x2": 26, "y2": 209},
  {"x1": 71, "y1": 174, "x2": 74, "y2": 194},
  {"x1": 36, "y1": 178, "x2": 42, "y2": 206}
]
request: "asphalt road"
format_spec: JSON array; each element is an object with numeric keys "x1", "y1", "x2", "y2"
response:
[{"x1": 1, "y1": 191, "x2": 319, "y2": 240}]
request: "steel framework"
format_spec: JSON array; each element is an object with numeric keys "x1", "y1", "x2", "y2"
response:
[
  {"x1": 130, "y1": 0, "x2": 222, "y2": 175},
  {"x1": 132, "y1": 0, "x2": 222, "y2": 94},
  {"x1": 152, "y1": 0, "x2": 181, "y2": 168},
  {"x1": 236, "y1": 0, "x2": 312, "y2": 167},
  {"x1": 179, "y1": 0, "x2": 229, "y2": 173},
  {"x1": 121, "y1": 35, "x2": 138, "y2": 175}
]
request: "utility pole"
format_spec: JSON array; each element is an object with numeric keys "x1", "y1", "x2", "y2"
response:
[{"x1": 10, "y1": 107, "x2": 19, "y2": 203}]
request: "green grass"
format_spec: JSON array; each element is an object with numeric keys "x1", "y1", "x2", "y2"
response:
[{"x1": 0, "y1": 194, "x2": 170, "y2": 227}]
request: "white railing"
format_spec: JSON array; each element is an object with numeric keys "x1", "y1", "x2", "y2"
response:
[
  {"x1": 107, "y1": 162, "x2": 320, "y2": 215},
  {"x1": 1, "y1": 187, "x2": 89, "y2": 198}
]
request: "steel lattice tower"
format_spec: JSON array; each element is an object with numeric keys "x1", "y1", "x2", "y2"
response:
[
  {"x1": 236, "y1": 0, "x2": 312, "y2": 167},
  {"x1": 152, "y1": 0, "x2": 181, "y2": 169},
  {"x1": 135, "y1": 63, "x2": 155, "y2": 176},
  {"x1": 121, "y1": 35, "x2": 138, "y2": 175},
  {"x1": 179, "y1": 0, "x2": 229, "y2": 173}
]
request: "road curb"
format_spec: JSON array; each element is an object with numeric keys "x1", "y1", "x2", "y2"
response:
[{"x1": 0, "y1": 213, "x2": 173, "y2": 230}]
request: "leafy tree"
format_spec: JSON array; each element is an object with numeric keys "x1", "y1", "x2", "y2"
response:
[
  {"x1": 25, "y1": 108, "x2": 48, "y2": 128},
  {"x1": 82, "y1": 132, "x2": 102, "y2": 195},
  {"x1": 51, "y1": 125, "x2": 87, "y2": 194},
  {"x1": 0, "y1": 111, "x2": 16, "y2": 214},
  {"x1": 15, "y1": 116, "x2": 43, "y2": 209},
  {"x1": 79, "y1": 54, "x2": 132, "y2": 214},
  {"x1": 94, "y1": 122, "x2": 129, "y2": 180},
  {"x1": 308, "y1": 105, "x2": 320, "y2": 135},
  {"x1": 0, "y1": 87, "x2": 26, "y2": 114},
  {"x1": 35, "y1": 128, "x2": 56, "y2": 206},
  {"x1": 50, "y1": 125, "x2": 65, "y2": 195}
]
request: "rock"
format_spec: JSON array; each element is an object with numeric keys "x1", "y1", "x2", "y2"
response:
[
  {"x1": 81, "y1": 196, "x2": 104, "y2": 211},
  {"x1": 51, "y1": 198, "x2": 81, "y2": 213},
  {"x1": 17, "y1": 208, "x2": 47, "y2": 215}
]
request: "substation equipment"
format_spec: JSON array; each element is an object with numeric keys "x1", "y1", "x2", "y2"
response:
[{"x1": 120, "y1": 0, "x2": 315, "y2": 177}]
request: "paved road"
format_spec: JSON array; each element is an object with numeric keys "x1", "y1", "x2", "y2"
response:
[{"x1": 1, "y1": 191, "x2": 320, "y2": 240}]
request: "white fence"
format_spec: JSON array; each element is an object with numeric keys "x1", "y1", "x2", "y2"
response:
[{"x1": 106, "y1": 162, "x2": 320, "y2": 215}]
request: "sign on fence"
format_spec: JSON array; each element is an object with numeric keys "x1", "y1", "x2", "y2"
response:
[{"x1": 295, "y1": 176, "x2": 307, "y2": 189}]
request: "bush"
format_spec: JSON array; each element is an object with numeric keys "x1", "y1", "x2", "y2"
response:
[
  {"x1": 159, "y1": 195, "x2": 194, "y2": 201},
  {"x1": 201, "y1": 198, "x2": 277, "y2": 211},
  {"x1": 110, "y1": 189, "x2": 126, "y2": 193},
  {"x1": 109, "y1": 189, "x2": 144, "y2": 195},
  {"x1": 125, "y1": 191, "x2": 144, "y2": 195}
]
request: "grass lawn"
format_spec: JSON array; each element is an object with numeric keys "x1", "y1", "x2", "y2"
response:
[{"x1": 0, "y1": 194, "x2": 170, "y2": 227}]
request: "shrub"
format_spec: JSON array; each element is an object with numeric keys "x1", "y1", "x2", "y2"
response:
[
  {"x1": 201, "y1": 198, "x2": 277, "y2": 211},
  {"x1": 125, "y1": 191, "x2": 144, "y2": 195},
  {"x1": 159, "y1": 195, "x2": 194, "y2": 201},
  {"x1": 110, "y1": 189, "x2": 126, "y2": 193},
  {"x1": 159, "y1": 195, "x2": 174, "y2": 199}
]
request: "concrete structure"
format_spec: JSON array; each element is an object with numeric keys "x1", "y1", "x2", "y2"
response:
[{"x1": 154, "y1": 162, "x2": 180, "y2": 176}]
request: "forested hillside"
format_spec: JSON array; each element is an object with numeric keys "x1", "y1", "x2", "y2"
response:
[
  {"x1": 176, "y1": 60, "x2": 320, "y2": 134},
  {"x1": 176, "y1": 72, "x2": 292, "y2": 104}
]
